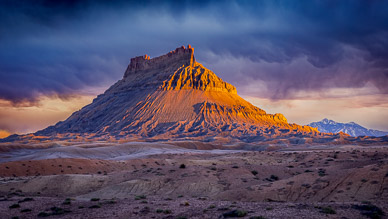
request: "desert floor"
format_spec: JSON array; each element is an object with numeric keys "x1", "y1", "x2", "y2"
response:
[{"x1": 0, "y1": 142, "x2": 387, "y2": 218}]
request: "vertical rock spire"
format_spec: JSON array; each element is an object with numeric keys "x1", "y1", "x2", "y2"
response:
[{"x1": 187, "y1": 44, "x2": 195, "y2": 66}]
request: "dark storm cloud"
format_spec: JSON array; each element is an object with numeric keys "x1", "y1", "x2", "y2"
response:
[{"x1": 1, "y1": 0, "x2": 388, "y2": 103}]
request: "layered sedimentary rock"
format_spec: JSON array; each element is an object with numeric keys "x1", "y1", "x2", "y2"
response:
[{"x1": 18, "y1": 45, "x2": 324, "y2": 142}]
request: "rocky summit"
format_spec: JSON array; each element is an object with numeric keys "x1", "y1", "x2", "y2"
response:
[{"x1": 5, "y1": 46, "x2": 367, "y2": 143}]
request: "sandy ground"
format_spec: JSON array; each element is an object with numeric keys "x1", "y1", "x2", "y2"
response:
[{"x1": 0, "y1": 142, "x2": 387, "y2": 218}]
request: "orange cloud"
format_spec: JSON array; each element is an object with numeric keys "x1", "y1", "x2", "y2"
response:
[
  {"x1": 0, "y1": 130, "x2": 11, "y2": 138},
  {"x1": 0, "y1": 95, "x2": 95, "y2": 135}
]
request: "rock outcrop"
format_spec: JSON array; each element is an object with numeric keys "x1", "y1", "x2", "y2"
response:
[
  {"x1": 160, "y1": 62, "x2": 237, "y2": 93},
  {"x1": 9, "y1": 45, "x2": 327, "y2": 143},
  {"x1": 125, "y1": 45, "x2": 195, "y2": 76}
]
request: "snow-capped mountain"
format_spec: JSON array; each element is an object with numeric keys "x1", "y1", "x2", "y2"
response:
[{"x1": 308, "y1": 118, "x2": 388, "y2": 137}]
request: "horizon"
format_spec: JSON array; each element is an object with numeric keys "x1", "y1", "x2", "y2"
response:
[{"x1": 1, "y1": 0, "x2": 388, "y2": 137}]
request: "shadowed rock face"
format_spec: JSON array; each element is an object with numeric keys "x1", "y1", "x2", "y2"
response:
[{"x1": 9, "y1": 45, "x2": 326, "y2": 142}]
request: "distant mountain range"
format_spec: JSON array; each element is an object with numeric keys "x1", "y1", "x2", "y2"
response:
[{"x1": 308, "y1": 118, "x2": 388, "y2": 137}]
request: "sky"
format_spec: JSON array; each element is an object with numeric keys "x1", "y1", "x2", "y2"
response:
[{"x1": 0, "y1": 0, "x2": 388, "y2": 137}]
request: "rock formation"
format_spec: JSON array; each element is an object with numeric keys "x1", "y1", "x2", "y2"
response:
[{"x1": 8, "y1": 45, "x2": 329, "y2": 143}]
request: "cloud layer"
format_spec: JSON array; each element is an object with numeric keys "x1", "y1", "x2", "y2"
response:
[{"x1": 1, "y1": 0, "x2": 388, "y2": 103}]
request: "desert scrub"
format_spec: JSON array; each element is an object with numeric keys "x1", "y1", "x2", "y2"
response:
[
  {"x1": 179, "y1": 164, "x2": 186, "y2": 169},
  {"x1": 90, "y1": 198, "x2": 100, "y2": 201},
  {"x1": 318, "y1": 206, "x2": 336, "y2": 214},
  {"x1": 352, "y1": 203, "x2": 385, "y2": 219},
  {"x1": 140, "y1": 206, "x2": 150, "y2": 214},
  {"x1": 318, "y1": 169, "x2": 326, "y2": 177},
  {"x1": 50, "y1": 207, "x2": 70, "y2": 215},
  {"x1": 62, "y1": 198, "x2": 71, "y2": 205},
  {"x1": 135, "y1": 195, "x2": 147, "y2": 200},
  {"x1": 9, "y1": 203, "x2": 20, "y2": 209},
  {"x1": 223, "y1": 209, "x2": 247, "y2": 217},
  {"x1": 267, "y1": 175, "x2": 279, "y2": 181},
  {"x1": 156, "y1": 209, "x2": 164, "y2": 213},
  {"x1": 251, "y1": 170, "x2": 258, "y2": 175},
  {"x1": 208, "y1": 204, "x2": 216, "y2": 209},
  {"x1": 163, "y1": 209, "x2": 172, "y2": 214},
  {"x1": 105, "y1": 199, "x2": 117, "y2": 204},
  {"x1": 89, "y1": 205, "x2": 101, "y2": 209},
  {"x1": 37, "y1": 207, "x2": 71, "y2": 217},
  {"x1": 38, "y1": 212, "x2": 50, "y2": 217},
  {"x1": 20, "y1": 208, "x2": 32, "y2": 212}
]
